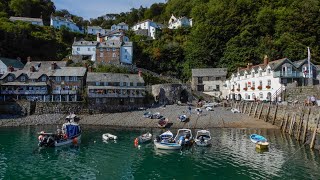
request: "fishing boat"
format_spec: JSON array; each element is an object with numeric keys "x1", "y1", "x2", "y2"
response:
[
  {"x1": 154, "y1": 131, "x2": 181, "y2": 150},
  {"x1": 38, "y1": 114, "x2": 81, "y2": 147},
  {"x1": 250, "y1": 134, "x2": 269, "y2": 149},
  {"x1": 174, "y1": 129, "x2": 193, "y2": 146},
  {"x1": 102, "y1": 133, "x2": 118, "y2": 141},
  {"x1": 143, "y1": 111, "x2": 152, "y2": 118},
  {"x1": 177, "y1": 115, "x2": 188, "y2": 122},
  {"x1": 195, "y1": 130, "x2": 211, "y2": 147},
  {"x1": 158, "y1": 117, "x2": 168, "y2": 128},
  {"x1": 138, "y1": 132, "x2": 152, "y2": 143}
]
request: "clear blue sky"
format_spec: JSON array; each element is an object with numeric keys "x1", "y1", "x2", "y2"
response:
[{"x1": 52, "y1": 0, "x2": 166, "y2": 20}]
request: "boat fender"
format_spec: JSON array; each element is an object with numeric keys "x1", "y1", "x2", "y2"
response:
[
  {"x1": 38, "y1": 135, "x2": 43, "y2": 141},
  {"x1": 72, "y1": 138, "x2": 78, "y2": 145},
  {"x1": 134, "y1": 138, "x2": 139, "y2": 147},
  {"x1": 63, "y1": 134, "x2": 68, "y2": 139}
]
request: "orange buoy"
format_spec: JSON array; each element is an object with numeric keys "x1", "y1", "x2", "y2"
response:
[
  {"x1": 134, "y1": 138, "x2": 139, "y2": 147},
  {"x1": 72, "y1": 138, "x2": 78, "y2": 145}
]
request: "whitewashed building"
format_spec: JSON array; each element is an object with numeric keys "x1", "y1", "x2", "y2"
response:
[
  {"x1": 111, "y1": 22, "x2": 129, "y2": 31},
  {"x1": 50, "y1": 15, "x2": 84, "y2": 33},
  {"x1": 226, "y1": 56, "x2": 318, "y2": 101},
  {"x1": 87, "y1": 26, "x2": 109, "y2": 35},
  {"x1": 120, "y1": 42, "x2": 133, "y2": 64},
  {"x1": 9, "y1": 17, "x2": 43, "y2": 26},
  {"x1": 72, "y1": 40, "x2": 98, "y2": 61},
  {"x1": 168, "y1": 14, "x2": 192, "y2": 29},
  {"x1": 132, "y1": 19, "x2": 162, "y2": 39}
]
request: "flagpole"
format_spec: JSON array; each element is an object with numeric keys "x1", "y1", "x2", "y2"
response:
[{"x1": 308, "y1": 47, "x2": 311, "y2": 78}]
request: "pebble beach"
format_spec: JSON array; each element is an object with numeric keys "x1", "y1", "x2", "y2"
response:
[{"x1": 0, "y1": 104, "x2": 276, "y2": 129}]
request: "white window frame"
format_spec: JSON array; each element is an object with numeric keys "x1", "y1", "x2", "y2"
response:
[
  {"x1": 7, "y1": 76, "x2": 13, "y2": 81},
  {"x1": 65, "y1": 76, "x2": 69, "y2": 82},
  {"x1": 77, "y1": 47, "x2": 80, "y2": 51},
  {"x1": 41, "y1": 76, "x2": 46, "y2": 82},
  {"x1": 21, "y1": 76, "x2": 26, "y2": 82},
  {"x1": 56, "y1": 76, "x2": 61, "y2": 82}
]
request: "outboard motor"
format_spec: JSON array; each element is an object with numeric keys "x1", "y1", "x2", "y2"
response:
[{"x1": 156, "y1": 135, "x2": 161, "y2": 142}]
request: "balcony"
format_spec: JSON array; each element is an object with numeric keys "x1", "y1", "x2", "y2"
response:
[
  {"x1": 88, "y1": 93, "x2": 144, "y2": 98},
  {"x1": 52, "y1": 90, "x2": 78, "y2": 94},
  {"x1": 273, "y1": 71, "x2": 303, "y2": 78},
  {"x1": 1, "y1": 90, "x2": 48, "y2": 95}
]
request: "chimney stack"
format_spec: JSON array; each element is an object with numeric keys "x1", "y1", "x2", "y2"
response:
[
  {"x1": 27, "y1": 56, "x2": 31, "y2": 62},
  {"x1": 237, "y1": 67, "x2": 240, "y2": 73},
  {"x1": 247, "y1": 63, "x2": 253, "y2": 69},
  {"x1": 264, "y1": 55, "x2": 269, "y2": 65},
  {"x1": 138, "y1": 70, "x2": 142, "y2": 77},
  {"x1": 51, "y1": 62, "x2": 56, "y2": 70},
  {"x1": 88, "y1": 66, "x2": 93, "y2": 72},
  {"x1": 74, "y1": 37, "x2": 77, "y2": 42},
  {"x1": 7, "y1": 66, "x2": 14, "y2": 72},
  {"x1": 30, "y1": 66, "x2": 35, "y2": 72}
]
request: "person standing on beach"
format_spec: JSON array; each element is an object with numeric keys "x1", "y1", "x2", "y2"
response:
[
  {"x1": 188, "y1": 106, "x2": 192, "y2": 114},
  {"x1": 310, "y1": 95, "x2": 316, "y2": 106}
]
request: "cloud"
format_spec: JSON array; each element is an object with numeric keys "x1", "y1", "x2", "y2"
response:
[{"x1": 52, "y1": 0, "x2": 166, "y2": 20}]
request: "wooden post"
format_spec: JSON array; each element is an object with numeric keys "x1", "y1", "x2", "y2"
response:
[
  {"x1": 302, "y1": 108, "x2": 311, "y2": 143},
  {"x1": 280, "y1": 113, "x2": 285, "y2": 130},
  {"x1": 297, "y1": 109, "x2": 305, "y2": 141},
  {"x1": 253, "y1": 102, "x2": 259, "y2": 118},
  {"x1": 243, "y1": 103, "x2": 247, "y2": 114},
  {"x1": 248, "y1": 102, "x2": 253, "y2": 116},
  {"x1": 264, "y1": 104, "x2": 271, "y2": 122},
  {"x1": 310, "y1": 113, "x2": 320, "y2": 149},
  {"x1": 272, "y1": 104, "x2": 278, "y2": 125},
  {"x1": 258, "y1": 104, "x2": 264, "y2": 119},
  {"x1": 241, "y1": 102, "x2": 245, "y2": 113},
  {"x1": 283, "y1": 113, "x2": 289, "y2": 133},
  {"x1": 289, "y1": 113, "x2": 296, "y2": 136}
]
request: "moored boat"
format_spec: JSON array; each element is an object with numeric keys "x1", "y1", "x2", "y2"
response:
[
  {"x1": 38, "y1": 114, "x2": 81, "y2": 147},
  {"x1": 250, "y1": 134, "x2": 269, "y2": 149},
  {"x1": 174, "y1": 129, "x2": 193, "y2": 146},
  {"x1": 177, "y1": 115, "x2": 188, "y2": 122},
  {"x1": 154, "y1": 131, "x2": 181, "y2": 150},
  {"x1": 138, "y1": 132, "x2": 152, "y2": 143},
  {"x1": 158, "y1": 117, "x2": 168, "y2": 128},
  {"x1": 195, "y1": 130, "x2": 211, "y2": 147},
  {"x1": 102, "y1": 133, "x2": 118, "y2": 141}
]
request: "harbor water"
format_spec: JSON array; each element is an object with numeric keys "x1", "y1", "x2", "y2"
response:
[{"x1": 0, "y1": 126, "x2": 319, "y2": 179}]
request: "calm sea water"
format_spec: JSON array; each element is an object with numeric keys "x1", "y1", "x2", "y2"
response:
[{"x1": 0, "y1": 126, "x2": 319, "y2": 180}]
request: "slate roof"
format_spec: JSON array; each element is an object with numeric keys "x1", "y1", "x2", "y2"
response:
[
  {"x1": 72, "y1": 41, "x2": 99, "y2": 46},
  {"x1": 87, "y1": 26, "x2": 102, "y2": 29},
  {"x1": 51, "y1": 15, "x2": 74, "y2": 22},
  {"x1": 87, "y1": 73, "x2": 144, "y2": 83},
  {"x1": 9, "y1": 16, "x2": 43, "y2": 23},
  {"x1": 50, "y1": 67, "x2": 87, "y2": 77},
  {"x1": 192, "y1": 68, "x2": 227, "y2": 77},
  {"x1": 98, "y1": 40, "x2": 122, "y2": 48},
  {"x1": 88, "y1": 86, "x2": 145, "y2": 90},
  {"x1": 0, "y1": 57, "x2": 24, "y2": 69},
  {"x1": 1, "y1": 82, "x2": 47, "y2": 86},
  {"x1": 123, "y1": 42, "x2": 133, "y2": 46},
  {"x1": 23, "y1": 61, "x2": 67, "y2": 71},
  {"x1": 118, "y1": 22, "x2": 128, "y2": 26}
]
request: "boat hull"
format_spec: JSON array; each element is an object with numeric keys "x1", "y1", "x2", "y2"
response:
[
  {"x1": 55, "y1": 135, "x2": 81, "y2": 147},
  {"x1": 195, "y1": 139, "x2": 211, "y2": 147},
  {"x1": 256, "y1": 142, "x2": 269, "y2": 149},
  {"x1": 102, "y1": 133, "x2": 117, "y2": 141},
  {"x1": 250, "y1": 134, "x2": 267, "y2": 143},
  {"x1": 154, "y1": 140, "x2": 181, "y2": 150}
]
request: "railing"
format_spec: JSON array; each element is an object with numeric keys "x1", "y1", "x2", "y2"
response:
[
  {"x1": 271, "y1": 85, "x2": 285, "y2": 102},
  {"x1": 52, "y1": 90, "x2": 78, "y2": 94},
  {"x1": 88, "y1": 93, "x2": 144, "y2": 98},
  {"x1": 1, "y1": 90, "x2": 48, "y2": 95},
  {"x1": 273, "y1": 71, "x2": 303, "y2": 78}
]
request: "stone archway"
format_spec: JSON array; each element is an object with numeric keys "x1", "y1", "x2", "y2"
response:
[{"x1": 180, "y1": 89, "x2": 189, "y2": 103}]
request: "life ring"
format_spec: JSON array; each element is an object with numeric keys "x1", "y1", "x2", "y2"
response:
[{"x1": 134, "y1": 138, "x2": 139, "y2": 147}]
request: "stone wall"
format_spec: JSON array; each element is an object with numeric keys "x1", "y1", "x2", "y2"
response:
[
  {"x1": 284, "y1": 85, "x2": 320, "y2": 103},
  {"x1": 151, "y1": 83, "x2": 192, "y2": 104},
  {"x1": 0, "y1": 100, "x2": 30, "y2": 115}
]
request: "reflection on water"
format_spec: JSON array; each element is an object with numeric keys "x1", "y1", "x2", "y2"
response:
[{"x1": 0, "y1": 126, "x2": 319, "y2": 179}]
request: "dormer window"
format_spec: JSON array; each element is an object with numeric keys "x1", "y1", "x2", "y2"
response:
[
  {"x1": 267, "y1": 68, "x2": 271, "y2": 75},
  {"x1": 251, "y1": 72, "x2": 255, "y2": 77},
  {"x1": 245, "y1": 74, "x2": 247, "y2": 79},
  {"x1": 21, "y1": 76, "x2": 26, "y2": 82},
  {"x1": 41, "y1": 76, "x2": 46, "y2": 82},
  {"x1": 259, "y1": 70, "x2": 262, "y2": 76},
  {"x1": 8, "y1": 76, "x2": 13, "y2": 82}
]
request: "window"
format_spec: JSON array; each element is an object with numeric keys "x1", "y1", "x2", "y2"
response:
[
  {"x1": 130, "y1": 82, "x2": 133, "y2": 86},
  {"x1": 259, "y1": 92, "x2": 263, "y2": 99},
  {"x1": 77, "y1": 47, "x2": 80, "y2": 51},
  {"x1": 112, "y1": 48, "x2": 116, "y2": 51},
  {"x1": 245, "y1": 74, "x2": 247, "y2": 78},
  {"x1": 56, "y1": 76, "x2": 61, "y2": 82},
  {"x1": 259, "y1": 81, "x2": 262, "y2": 87},
  {"x1": 112, "y1": 53, "x2": 116, "y2": 58},
  {"x1": 123, "y1": 82, "x2": 127, "y2": 86},
  {"x1": 252, "y1": 81, "x2": 255, "y2": 88},
  {"x1": 267, "y1": 80, "x2": 271, "y2": 86},
  {"x1": 267, "y1": 68, "x2": 271, "y2": 75},
  {"x1": 216, "y1": 77, "x2": 221, "y2": 80},
  {"x1": 21, "y1": 76, "x2": 26, "y2": 82},
  {"x1": 198, "y1": 77, "x2": 203, "y2": 84},
  {"x1": 251, "y1": 72, "x2": 255, "y2": 77},
  {"x1": 96, "y1": 82, "x2": 100, "y2": 86},
  {"x1": 88, "y1": 48, "x2": 91, "y2": 51},
  {"x1": 245, "y1": 82, "x2": 248, "y2": 88},
  {"x1": 65, "y1": 76, "x2": 69, "y2": 82},
  {"x1": 93, "y1": 48, "x2": 95, "y2": 51},
  {"x1": 41, "y1": 76, "x2": 46, "y2": 82},
  {"x1": 70, "y1": 76, "x2": 77, "y2": 81},
  {"x1": 125, "y1": 55, "x2": 127, "y2": 59},
  {"x1": 125, "y1": 49, "x2": 127, "y2": 52},
  {"x1": 216, "y1": 85, "x2": 220, "y2": 91},
  {"x1": 100, "y1": 52, "x2": 103, "y2": 58},
  {"x1": 259, "y1": 70, "x2": 262, "y2": 76},
  {"x1": 107, "y1": 48, "x2": 110, "y2": 51}
]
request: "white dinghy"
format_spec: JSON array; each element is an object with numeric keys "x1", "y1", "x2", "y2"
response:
[
  {"x1": 195, "y1": 130, "x2": 211, "y2": 147},
  {"x1": 102, "y1": 133, "x2": 118, "y2": 141}
]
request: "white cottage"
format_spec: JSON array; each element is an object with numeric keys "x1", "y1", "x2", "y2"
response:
[
  {"x1": 0, "y1": 57, "x2": 24, "y2": 75},
  {"x1": 132, "y1": 19, "x2": 162, "y2": 39},
  {"x1": 87, "y1": 26, "x2": 109, "y2": 35},
  {"x1": 111, "y1": 22, "x2": 129, "y2": 31},
  {"x1": 226, "y1": 56, "x2": 318, "y2": 102},
  {"x1": 72, "y1": 40, "x2": 98, "y2": 61},
  {"x1": 50, "y1": 15, "x2": 84, "y2": 33},
  {"x1": 168, "y1": 14, "x2": 192, "y2": 29}
]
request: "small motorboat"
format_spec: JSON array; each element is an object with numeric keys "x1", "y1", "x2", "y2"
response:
[
  {"x1": 250, "y1": 134, "x2": 269, "y2": 149},
  {"x1": 195, "y1": 130, "x2": 211, "y2": 147},
  {"x1": 231, "y1": 108, "x2": 240, "y2": 113},
  {"x1": 158, "y1": 117, "x2": 168, "y2": 128},
  {"x1": 174, "y1": 129, "x2": 193, "y2": 146},
  {"x1": 154, "y1": 131, "x2": 181, "y2": 150},
  {"x1": 177, "y1": 115, "x2": 188, "y2": 122},
  {"x1": 102, "y1": 133, "x2": 118, "y2": 141},
  {"x1": 38, "y1": 114, "x2": 81, "y2": 147},
  {"x1": 151, "y1": 112, "x2": 161, "y2": 119},
  {"x1": 143, "y1": 111, "x2": 152, "y2": 118},
  {"x1": 138, "y1": 132, "x2": 152, "y2": 143}
]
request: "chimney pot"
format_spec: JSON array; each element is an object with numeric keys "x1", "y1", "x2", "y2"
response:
[
  {"x1": 51, "y1": 62, "x2": 56, "y2": 70},
  {"x1": 7, "y1": 66, "x2": 14, "y2": 72},
  {"x1": 27, "y1": 56, "x2": 31, "y2": 62},
  {"x1": 88, "y1": 66, "x2": 93, "y2": 72},
  {"x1": 138, "y1": 70, "x2": 142, "y2": 77},
  {"x1": 264, "y1": 55, "x2": 269, "y2": 65},
  {"x1": 30, "y1": 66, "x2": 35, "y2": 72}
]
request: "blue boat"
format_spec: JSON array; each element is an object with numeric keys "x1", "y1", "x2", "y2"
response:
[{"x1": 250, "y1": 134, "x2": 267, "y2": 143}]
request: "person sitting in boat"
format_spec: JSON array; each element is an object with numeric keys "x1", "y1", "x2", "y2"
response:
[{"x1": 200, "y1": 136, "x2": 205, "y2": 142}]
